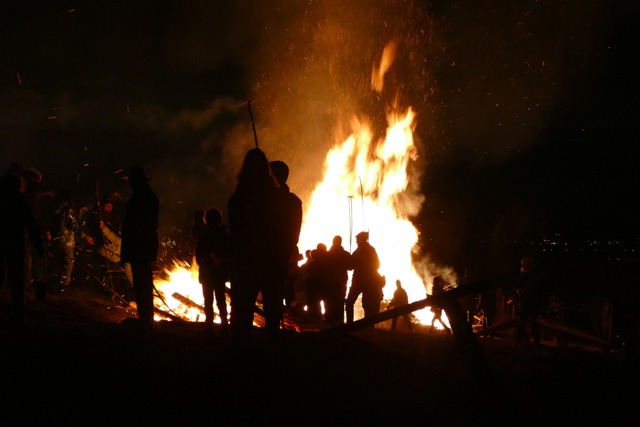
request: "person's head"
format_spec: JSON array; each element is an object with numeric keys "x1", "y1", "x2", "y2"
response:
[
  {"x1": 1, "y1": 172, "x2": 22, "y2": 193},
  {"x1": 127, "y1": 165, "x2": 150, "y2": 190},
  {"x1": 205, "y1": 208, "x2": 222, "y2": 226},
  {"x1": 6, "y1": 162, "x2": 24, "y2": 176},
  {"x1": 432, "y1": 275, "x2": 445, "y2": 291},
  {"x1": 23, "y1": 167, "x2": 42, "y2": 184},
  {"x1": 269, "y1": 160, "x2": 289, "y2": 186},
  {"x1": 101, "y1": 194, "x2": 114, "y2": 212},
  {"x1": 238, "y1": 148, "x2": 273, "y2": 186},
  {"x1": 355, "y1": 231, "x2": 369, "y2": 245},
  {"x1": 193, "y1": 209, "x2": 205, "y2": 222},
  {"x1": 332, "y1": 235, "x2": 342, "y2": 246}
]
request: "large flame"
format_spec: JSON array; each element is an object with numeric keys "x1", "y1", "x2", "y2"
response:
[
  {"x1": 151, "y1": 41, "x2": 450, "y2": 329},
  {"x1": 298, "y1": 105, "x2": 438, "y2": 324},
  {"x1": 298, "y1": 41, "x2": 446, "y2": 326}
]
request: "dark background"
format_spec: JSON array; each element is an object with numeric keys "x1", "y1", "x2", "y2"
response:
[{"x1": 2, "y1": 0, "x2": 638, "y2": 275}]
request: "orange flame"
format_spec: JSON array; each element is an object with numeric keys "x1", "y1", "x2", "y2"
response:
[
  {"x1": 152, "y1": 41, "x2": 450, "y2": 329},
  {"x1": 298, "y1": 41, "x2": 448, "y2": 327}
]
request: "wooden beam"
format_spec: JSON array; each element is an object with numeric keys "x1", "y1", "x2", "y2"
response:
[{"x1": 535, "y1": 318, "x2": 611, "y2": 347}]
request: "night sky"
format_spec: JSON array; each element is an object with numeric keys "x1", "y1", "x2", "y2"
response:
[{"x1": 2, "y1": 0, "x2": 638, "y2": 271}]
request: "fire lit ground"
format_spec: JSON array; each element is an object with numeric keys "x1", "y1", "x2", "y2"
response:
[
  {"x1": 152, "y1": 42, "x2": 452, "y2": 329},
  {"x1": 1, "y1": 280, "x2": 637, "y2": 424}
]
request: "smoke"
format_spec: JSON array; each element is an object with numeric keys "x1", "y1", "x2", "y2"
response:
[{"x1": 1, "y1": 0, "x2": 630, "y2": 266}]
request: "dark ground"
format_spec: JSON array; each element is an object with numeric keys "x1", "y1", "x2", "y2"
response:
[{"x1": 1, "y1": 284, "x2": 638, "y2": 425}]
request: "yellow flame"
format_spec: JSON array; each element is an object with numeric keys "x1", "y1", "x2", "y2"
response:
[
  {"x1": 151, "y1": 39, "x2": 451, "y2": 330},
  {"x1": 153, "y1": 260, "x2": 228, "y2": 323},
  {"x1": 298, "y1": 105, "x2": 447, "y2": 327}
]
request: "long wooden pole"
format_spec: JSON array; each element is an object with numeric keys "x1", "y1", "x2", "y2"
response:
[{"x1": 247, "y1": 100, "x2": 259, "y2": 148}]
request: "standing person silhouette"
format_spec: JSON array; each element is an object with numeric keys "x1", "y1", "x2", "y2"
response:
[
  {"x1": 227, "y1": 148, "x2": 289, "y2": 351},
  {"x1": 22, "y1": 166, "x2": 53, "y2": 296},
  {"x1": 430, "y1": 275, "x2": 451, "y2": 333},
  {"x1": 305, "y1": 242, "x2": 329, "y2": 322},
  {"x1": 121, "y1": 165, "x2": 159, "y2": 332},
  {"x1": 515, "y1": 256, "x2": 544, "y2": 346},
  {"x1": 345, "y1": 231, "x2": 383, "y2": 324},
  {"x1": 325, "y1": 235, "x2": 352, "y2": 326},
  {"x1": 50, "y1": 188, "x2": 78, "y2": 292},
  {"x1": 0, "y1": 172, "x2": 45, "y2": 325},
  {"x1": 79, "y1": 193, "x2": 130, "y2": 293},
  {"x1": 195, "y1": 207, "x2": 230, "y2": 330},
  {"x1": 269, "y1": 160, "x2": 303, "y2": 314},
  {"x1": 390, "y1": 279, "x2": 413, "y2": 332},
  {"x1": 187, "y1": 209, "x2": 206, "y2": 265}
]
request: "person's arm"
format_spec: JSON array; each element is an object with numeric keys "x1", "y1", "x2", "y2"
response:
[{"x1": 100, "y1": 221, "x2": 121, "y2": 244}]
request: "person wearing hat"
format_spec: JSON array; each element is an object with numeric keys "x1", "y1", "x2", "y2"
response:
[
  {"x1": 121, "y1": 165, "x2": 159, "y2": 331},
  {"x1": 345, "y1": 231, "x2": 383, "y2": 324}
]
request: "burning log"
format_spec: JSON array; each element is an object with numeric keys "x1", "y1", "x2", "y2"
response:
[
  {"x1": 153, "y1": 306, "x2": 187, "y2": 322},
  {"x1": 172, "y1": 292, "x2": 205, "y2": 313}
]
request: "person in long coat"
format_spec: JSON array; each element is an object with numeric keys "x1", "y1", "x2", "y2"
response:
[
  {"x1": 227, "y1": 148, "x2": 289, "y2": 350},
  {"x1": 0, "y1": 172, "x2": 45, "y2": 325},
  {"x1": 121, "y1": 165, "x2": 159, "y2": 331}
]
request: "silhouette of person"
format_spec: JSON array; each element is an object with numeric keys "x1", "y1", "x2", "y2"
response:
[
  {"x1": 0, "y1": 172, "x2": 45, "y2": 325},
  {"x1": 195, "y1": 207, "x2": 230, "y2": 329},
  {"x1": 188, "y1": 208, "x2": 206, "y2": 265},
  {"x1": 515, "y1": 256, "x2": 544, "y2": 345},
  {"x1": 121, "y1": 165, "x2": 159, "y2": 332},
  {"x1": 80, "y1": 193, "x2": 132, "y2": 295},
  {"x1": 390, "y1": 279, "x2": 413, "y2": 332},
  {"x1": 430, "y1": 275, "x2": 451, "y2": 333},
  {"x1": 294, "y1": 248, "x2": 313, "y2": 316},
  {"x1": 305, "y1": 242, "x2": 330, "y2": 322},
  {"x1": 227, "y1": 148, "x2": 290, "y2": 350},
  {"x1": 269, "y1": 160, "x2": 303, "y2": 313},
  {"x1": 345, "y1": 231, "x2": 382, "y2": 324},
  {"x1": 325, "y1": 235, "x2": 352, "y2": 326},
  {"x1": 104, "y1": 188, "x2": 125, "y2": 222},
  {"x1": 21, "y1": 166, "x2": 53, "y2": 295},
  {"x1": 50, "y1": 188, "x2": 78, "y2": 291}
]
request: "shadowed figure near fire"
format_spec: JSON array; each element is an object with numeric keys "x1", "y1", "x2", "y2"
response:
[
  {"x1": 121, "y1": 165, "x2": 159, "y2": 332},
  {"x1": 227, "y1": 148, "x2": 290, "y2": 351},
  {"x1": 345, "y1": 231, "x2": 383, "y2": 324}
]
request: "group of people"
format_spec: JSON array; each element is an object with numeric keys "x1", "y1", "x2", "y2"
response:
[
  {"x1": 2, "y1": 148, "x2": 406, "y2": 349},
  {"x1": 0, "y1": 162, "x2": 159, "y2": 329},
  {"x1": 298, "y1": 231, "x2": 385, "y2": 327},
  {"x1": 1, "y1": 162, "x2": 141, "y2": 303},
  {"x1": 187, "y1": 147, "x2": 393, "y2": 351}
]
